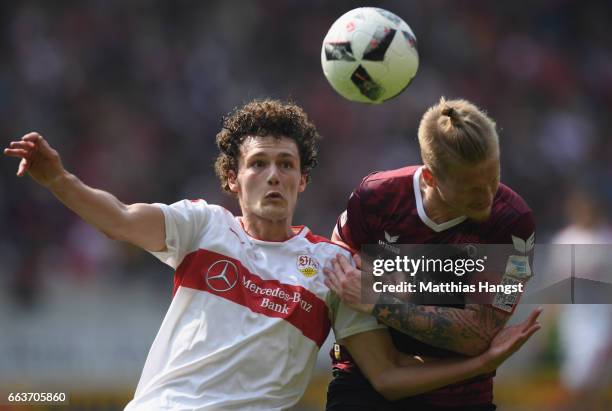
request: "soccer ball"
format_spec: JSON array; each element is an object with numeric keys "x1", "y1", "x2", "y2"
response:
[{"x1": 321, "y1": 7, "x2": 419, "y2": 104}]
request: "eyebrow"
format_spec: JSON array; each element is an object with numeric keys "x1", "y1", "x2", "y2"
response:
[{"x1": 247, "y1": 151, "x2": 298, "y2": 159}]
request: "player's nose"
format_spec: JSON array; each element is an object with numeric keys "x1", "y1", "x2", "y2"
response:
[{"x1": 267, "y1": 164, "x2": 280, "y2": 185}]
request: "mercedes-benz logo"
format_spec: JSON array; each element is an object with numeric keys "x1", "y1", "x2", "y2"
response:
[{"x1": 206, "y1": 260, "x2": 240, "y2": 292}]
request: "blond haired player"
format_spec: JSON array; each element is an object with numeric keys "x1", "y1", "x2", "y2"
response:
[
  {"x1": 4, "y1": 99, "x2": 539, "y2": 410},
  {"x1": 326, "y1": 98, "x2": 536, "y2": 411}
]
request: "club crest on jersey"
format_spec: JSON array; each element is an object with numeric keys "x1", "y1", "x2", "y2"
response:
[
  {"x1": 463, "y1": 243, "x2": 479, "y2": 258},
  {"x1": 297, "y1": 255, "x2": 320, "y2": 278}
]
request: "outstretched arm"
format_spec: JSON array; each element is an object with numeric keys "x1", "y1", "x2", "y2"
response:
[
  {"x1": 343, "y1": 308, "x2": 541, "y2": 401},
  {"x1": 373, "y1": 295, "x2": 507, "y2": 356},
  {"x1": 3, "y1": 132, "x2": 165, "y2": 252},
  {"x1": 325, "y1": 254, "x2": 509, "y2": 356}
]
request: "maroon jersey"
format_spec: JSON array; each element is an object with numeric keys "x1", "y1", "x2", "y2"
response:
[{"x1": 332, "y1": 166, "x2": 535, "y2": 409}]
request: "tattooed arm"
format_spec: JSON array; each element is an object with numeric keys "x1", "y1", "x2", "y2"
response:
[
  {"x1": 373, "y1": 294, "x2": 509, "y2": 356},
  {"x1": 340, "y1": 308, "x2": 541, "y2": 401},
  {"x1": 324, "y1": 254, "x2": 510, "y2": 356}
]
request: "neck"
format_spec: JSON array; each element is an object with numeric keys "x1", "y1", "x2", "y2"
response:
[
  {"x1": 240, "y1": 213, "x2": 295, "y2": 242},
  {"x1": 419, "y1": 174, "x2": 462, "y2": 223}
]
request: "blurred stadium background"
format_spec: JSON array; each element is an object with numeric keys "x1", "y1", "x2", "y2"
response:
[{"x1": 1, "y1": 1, "x2": 611, "y2": 410}]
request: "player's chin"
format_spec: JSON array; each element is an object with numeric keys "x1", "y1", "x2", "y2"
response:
[
  {"x1": 467, "y1": 208, "x2": 492, "y2": 222},
  {"x1": 260, "y1": 203, "x2": 290, "y2": 219}
]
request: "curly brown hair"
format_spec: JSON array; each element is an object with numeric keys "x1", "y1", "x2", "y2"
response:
[{"x1": 214, "y1": 99, "x2": 320, "y2": 194}]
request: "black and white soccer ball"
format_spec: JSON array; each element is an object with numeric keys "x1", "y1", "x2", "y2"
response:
[{"x1": 321, "y1": 7, "x2": 419, "y2": 104}]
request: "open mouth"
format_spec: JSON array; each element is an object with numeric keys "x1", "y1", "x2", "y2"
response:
[{"x1": 264, "y1": 192, "x2": 284, "y2": 200}]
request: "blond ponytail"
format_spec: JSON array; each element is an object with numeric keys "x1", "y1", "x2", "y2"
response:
[{"x1": 418, "y1": 97, "x2": 499, "y2": 178}]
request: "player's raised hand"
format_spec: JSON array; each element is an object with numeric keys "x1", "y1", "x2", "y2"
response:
[
  {"x1": 481, "y1": 307, "x2": 542, "y2": 373},
  {"x1": 3, "y1": 132, "x2": 66, "y2": 187}
]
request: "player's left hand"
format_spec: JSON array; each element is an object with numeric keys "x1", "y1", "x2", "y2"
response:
[
  {"x1": 324, "y1": 254, "x2": 375, "y2": 314},
  {"x1": 480, "y1": 307, "x2": 542, "y2": 373}
]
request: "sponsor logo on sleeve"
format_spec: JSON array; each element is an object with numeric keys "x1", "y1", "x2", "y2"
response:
[
  {"x1": 505, "y1": 255, "x2": 532, "y2": 279},
  {"x1": 492, "y1": 275, "x2": 523, "y2": 313}
]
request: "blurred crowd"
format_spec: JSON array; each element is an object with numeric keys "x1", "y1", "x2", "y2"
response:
[
  {"x1": 0, "y1": 0, "x2": 612, "y2": 292},
  {"x1": 3, "y1": 0, "x2": 612, "y2": 292},
  {"x1": 0, "y1": 0, "x2": 612, "y2": 290},
  {"x1": 0, "y1": 0, "x2": 611, "y2": 408}
]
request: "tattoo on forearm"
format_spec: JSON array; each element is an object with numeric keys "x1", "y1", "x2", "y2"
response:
[{"x1": 373, "y1": 294, "x2": 508, "y2": 355}]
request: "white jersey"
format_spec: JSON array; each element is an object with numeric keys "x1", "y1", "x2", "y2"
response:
[{"x1": 125, "y1": 199, "x2": 383, "y2": 411}]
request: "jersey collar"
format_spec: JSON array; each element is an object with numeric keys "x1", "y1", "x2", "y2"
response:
[
  {"x1": 413, "y1": 166, "x2": 466, "y2": 233},
  {"x1": 236, "y1": 217, "x2": 309, "y2": 245}
]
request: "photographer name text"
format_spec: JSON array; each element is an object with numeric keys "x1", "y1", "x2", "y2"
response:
[{"x1": 373, "y1": 281, "x2": 523, "y2": 295}]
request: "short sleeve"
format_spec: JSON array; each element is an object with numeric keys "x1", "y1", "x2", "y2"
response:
[
  {"x1": 148, "y1": 199, "x2": 211, "y2": 269},
  {"x1": 487, "y1": 187, "x2": 535, "y2": 247},
  {"x1": 334, "y1": 187, "x2": 371, "y2": 251},
  {"x1": 510, "y1": 211, "x2": 536, "y2": 255},
  {"x1": 326, "y1": 293, "x2": 386, "y2": 340},
  {"x1": 328, "y1": 291, "x2": 387, "y2": 340},
  {"x1": 491, "y1": 210, "x2": 536, "y2": 261},
  {"x1": 486, "y1": 210, "x2": 536, "y2": 313},
  {"x1": 325, "y1": 250, "x2": 386, "y2": 339}
]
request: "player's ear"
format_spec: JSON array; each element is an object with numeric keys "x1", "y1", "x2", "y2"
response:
[
  {"x1": 421, "y1": 166, "x2": 437, "y2": 188},
  {"x1": 228, "y1": 170, "x2": 239, "y2": 193},
  {"x1": 298, "y1": 174, "x2": 307, "y2": 193}
]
